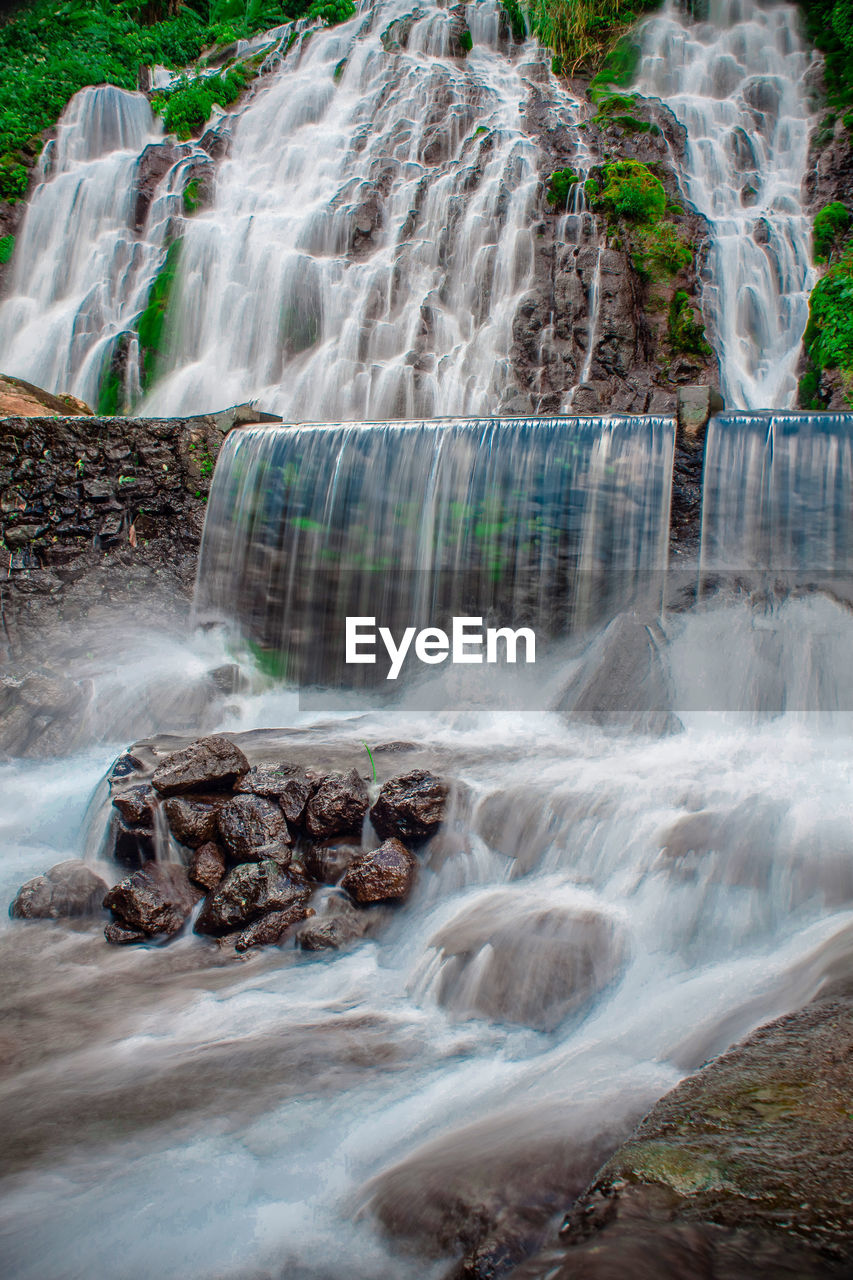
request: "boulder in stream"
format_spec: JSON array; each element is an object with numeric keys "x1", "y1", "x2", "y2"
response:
[
  {"x1": 304, "y1": 768, "x2": 369, "y2": 838},
  {"x1": 297, "y1": 894, "x2": 375, "y2": 950},
  {"x1": 151, "y1": 735, "x2": 250, "y2": 796},
  {"x1": 103, "y1": 861, "x2": 200, "y2": 941},
  {"x1": 163, "y1": 794, "x2": 224, "y2": 848},
  {"x1": 303, "y1": 836, "x2": 362, "y2": 884},
  {"x1": 216, "y1": 793, "x2": 292, "y2": 863},
  {"x1": 370, "y1": 769, "x2": 448, "y2": 843},
  {"x1": 188, "y1": 841, "x2": 227, "y2": 891},
  {"x1": 111, "y1": 818, "x2": 156, "y2": 868},
  {"x1": 10, "y1": 860, "x2": 108, "y2": 919},
  {"x1": 235, "y1": 762, "x2": 315, "y2": 825},
  {"x1": 111, "y1": 784, "x2": 157, "y2": 828},
  {"x1": 195, "y1": 859, "x2": 310, "y2": 935},
  {"x1": 234, "y1": 900, "x2": 314, "y2": 951},
  {"x1": 341, "y1": 837, "x2": 416, "y2": 903}
]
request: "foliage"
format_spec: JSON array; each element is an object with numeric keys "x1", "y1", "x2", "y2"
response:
[
  {"x1": 183, "y1": 176, "x2": 202, "y2": 213},
  {"x1": 546, "y1": 167, "x2": 579, "y2": 206},
  {"x1": 459, "y1": 27, "x2": 473, "y2": 52},
  {"x1": 589, "y1": 34, "x2": 641, "y2": 88},
  {"x1": 813, "y1": 200, "x2": 851, "y2": 262},
  {"x1": 0, "y1": 0, "x2": 318, "y2": 203},
  {"x1": 154, "y1": 63, "x2": 248, "y2": 138},
  {"x1": 306, "y1": 0, "x2": 354, "y2": 25},
  {"x1": 501, "y1": 0, "x2": 527, "y2": 41},
  {"x1": 0, "y1": 233, "x2": 14, "y2": 264},
  {"x1": 668, "y1": 290, "x2": 711, "y2": 355},
  {"x1": 631, "y1": 220, "x2": 691, "y2": 279},
  {"x1": 137, "y1": 237, "x2": 182, "y2": 389},
  {"x1": 798, "y1": 0, "x2": 853, "y2": 110},
  {"x1": 597, "y1": 158, "x2": 665, "y2": 222},
  {"x1": 803, "y1": 246, "x2": 853, "y2": 378},
  {"x1": 524, "y1": 0, "x2": 661, "y2": 74}
]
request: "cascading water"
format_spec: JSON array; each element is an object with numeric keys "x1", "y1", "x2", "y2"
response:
[
  {"x1": 635, "y1": 0, "x2": 816, "y2": 409},
  {"x1": 196, "y1": 415, "x2": 675, "y2": 682}
]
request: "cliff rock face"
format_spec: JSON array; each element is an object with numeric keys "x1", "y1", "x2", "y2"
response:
[{"x1": 510, "y1": 72, "x2": 718, "y2": 416}]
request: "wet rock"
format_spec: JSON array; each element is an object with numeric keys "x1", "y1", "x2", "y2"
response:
[
  {"x1": 235, "y1": 762, "x2": 314, "y2": 824},
  {"x1": 103, "y1": 861, "x2": 200, "y2": 940},
  {"x1": 217, "y1": 793, "x2": 292, "y2": 863},
  {"x1": 233, "y1": 901, "x2": 314, "y2": 952},
  {"x1": 163, "y1": 794, "x2": 223, "y2": 848},
  {"x1": 195, "y1": 859, "x2": 310, "y2": 936},
  {"x1": 111, "y1": 818, "x2": 156, "y2": 868},
  {"x1": 431, "y1": 889, "x2": 627, "y2": 1031},
  {"x1": 112, "y1": 783, "x2": 157, "y2": 828},
  {"x1": 549, "y1": 997, "x2": 853, "y2": 1277},
  {"x1": 104, "y1": 920, "x2": 148, "y2": 945},
  {"x1": 304, "y1": 768, "x2": 369, "y2": 838},
  {"x1": 303, "y1": 837, "x2": 362, "y2": 884},
  {"x1": 341, "y1": 837, "x2": 416, "y2": 903},
  {"x1": 297, "y1": 895, "x2": 374, "y2": 950},
  {"x1": 677, "y1": 385, "x2": 724, "y2": 439},
  {"x1": 188, "y1": 840, "x2": 227, "y2": 891},
  {"x1": 151, "y1": 735, "x2": 249, "y2": 796},
  {"x1": 10, "y1": 860, "x2": 108, "y2": 919},
  {"x1": 370, "y1": 769, "x2": 448, "y2": 843}
]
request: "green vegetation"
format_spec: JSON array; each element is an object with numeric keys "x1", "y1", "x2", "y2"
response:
[
  {"x1": 668, "y1": 290, "x2": 712, "y2": 356},
  {"x1": 546, "y1": 167, "x2": 579, "y2": 206},
  {"x1": 153, "y1": 63, "x2": 248, "y2": 139},
  {"x1": 459, "y1": 28, "x2": 473, "y2": 52},
  {"x1": 183, "y1": 176, "x2": 202, "y2": 214},
  {"x1": 137, "y1": 237, "x2": 182, "y2": 391},
  {"x1": 631, "y1": 220, "x2": 692, "y2": 279},
  {"x1": 813, "y1": 201, "x2": 851, "y2": 263},
  {"x1": 597, "y1": 158, "x2": 665, "y2": 222},
  {"x1": 799, "y1": 0, "x2": 853, "y2": 113},
  {"x1": 0, "y1": 0, "x2": 346, "y2": 204},
  {"x1": 501, "y1": 0, "x2": 527, "y2": 41},
  {"x1": 802, "y1": 245, "x2": 853, "y2": 404},
  {"x1": 0, "y1": 234, "x2": 14, "y2": 264},
  {"x1": 525, "y1": 0, "x2": 661, "y2": 75}
]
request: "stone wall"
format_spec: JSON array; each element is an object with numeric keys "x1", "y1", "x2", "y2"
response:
[{"x1": 0, "y1": 403, "x2": 278, "y2": 659}]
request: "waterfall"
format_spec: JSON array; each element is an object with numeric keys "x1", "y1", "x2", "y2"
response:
[
  {"x1": 0, "y1": 86, "x2": 186, "y2": 409},
  {"x1": 700, "y1": 411, "x2": 853, "y2": 571},
  {"x1": 635, "y1": 0, "x2": 816, "y2": 410},
  {"x1": 195, "y1": 415, "x2": 674, "y2": 682}
]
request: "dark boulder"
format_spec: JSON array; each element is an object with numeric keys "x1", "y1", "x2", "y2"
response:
[
  {"x1": 217, "y1": 793, "x2": 292, "y2": 863},
  {"x1": 297, "y1": 895, "x2": 374, "y2": 950},
  {"x1": 104, "y1": 920, "x2": 148, "y2": 945},
  {"x1": 235, "y1": 762, "x2": 314, "y2": 825},
  {"x1": 10, "y1": 860, "x2": 108, "y2": 919},
  {"x1": 103, "y1": 861, "x2": 200, "y2": 940},
  {"x1": 234, "y1": 901, "x2": 314, "y2": 952},
  {"x1": 111, "y1": 818, "x2": 155, "y2": 868},
  {"x1": 163, "y1": 794, "x2": 223, "y2": 848},
  {"x1": 370, "y1": 770, "x2": 448, "y2": 843},
  {"x1": 151, "y1": 735, "x2": 249, "y2": 796},
  {"x1": 304, "y1": 768, "x2": 369, "y2": 838},
  {"x1": 188, "y1": 841, "x2": 227, "y2": 891},
  {"x1": 303, "y1": 837, "x2": 362, "y2": 884},
  {"x1": 195, "y1": 859, "x2": 310, "y2": 936},
  {"x1": 341, "y1": 838, "x2": 416, "y2": 903},
  {"x1": 111, "y1": 784, "x2": 157, "y2": 828}
]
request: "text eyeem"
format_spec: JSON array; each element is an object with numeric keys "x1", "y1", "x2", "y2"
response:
[{"x1": 345, "y1": 616, "x2": 536, "y2": 680}]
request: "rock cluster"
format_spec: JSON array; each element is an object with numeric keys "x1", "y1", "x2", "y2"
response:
[{"x1": 96, "y1": 737, "x2": 448, "y2": 952}]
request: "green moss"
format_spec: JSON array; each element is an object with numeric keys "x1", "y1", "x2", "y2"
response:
[
  {"x1": 632, "y1": 221, "x2": 692, "y2": 280},
  {"x1": 333, "y1": 57, "x2": 347, "y2": 81},
  {"x1": 546, "y1": 167, "x2": 580, "y2": 207},
  {"x1": 183, "y1": 177, "x2": 202, "y2": 215},
  {"x1": 620, "y1": 1141, "x2": 731, "y2": 1196},
  {"x1": 668, "y1": 290, "x2": 712, "y2": 355},
  {"x1": 459, "y1": 28, "x2": 473, "y2": 52},
  {"x1": 0, "y1": 233, "x2": 14, "y2": 264},
  {"x1": 590, "y1": 35, "x2": 642, "y2": 89},
  {"x1": 137, "y1": 238, "x2": 182, "y2": 392},
  {"x1": 598, "y1": 159, "x2": 666, "y2": 223},
  {"x1": 803, "y1": 246, "x2": 853, "y2": 404},
  {"x1": 813, "y1": 201, "x2": 852, "y2": 263}
]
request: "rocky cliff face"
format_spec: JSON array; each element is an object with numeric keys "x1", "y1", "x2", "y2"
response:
[{"x1": 510, "y1": 71, "x2": 718, "y2": 416}]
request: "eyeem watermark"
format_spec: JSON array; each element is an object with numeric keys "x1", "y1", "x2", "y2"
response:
[{"x1": 346, "y1": 616, "x2": 536, "y2": 680}]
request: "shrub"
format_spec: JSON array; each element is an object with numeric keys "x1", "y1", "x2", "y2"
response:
[
  {"x1": 459, "y1": 28, "x2": 474, "y2": 52},
  {"x1": 668, "y1": 290, "x2": 711, "y2": 355},
  {"x1": 546, "y1": 167, "x2": 579, "y2": 206},
  {"x1": 307, "y1": 0, "x2": 355, "y2": 25},
  {"x1": 813, "y1": 200, "x2": 851, "y2": 262},
  {"x1": 597, "y1": 158, "x2": 666, "y2": 222},
  {"x1": 631, "y1": 221, "x2": 692, "y2": 279},
  {"x1": 501, "y1": 0, "x2": 527, "y2": 40},
  {"x1": 0, "y1": 233, "x2": 14, "y2": 264},
  {"x1": 0, "y1": 157, "x2": 28, "y2": 203},
  {"x1": 803, "y1": 246, "x2": 853, "y2": 376}
]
